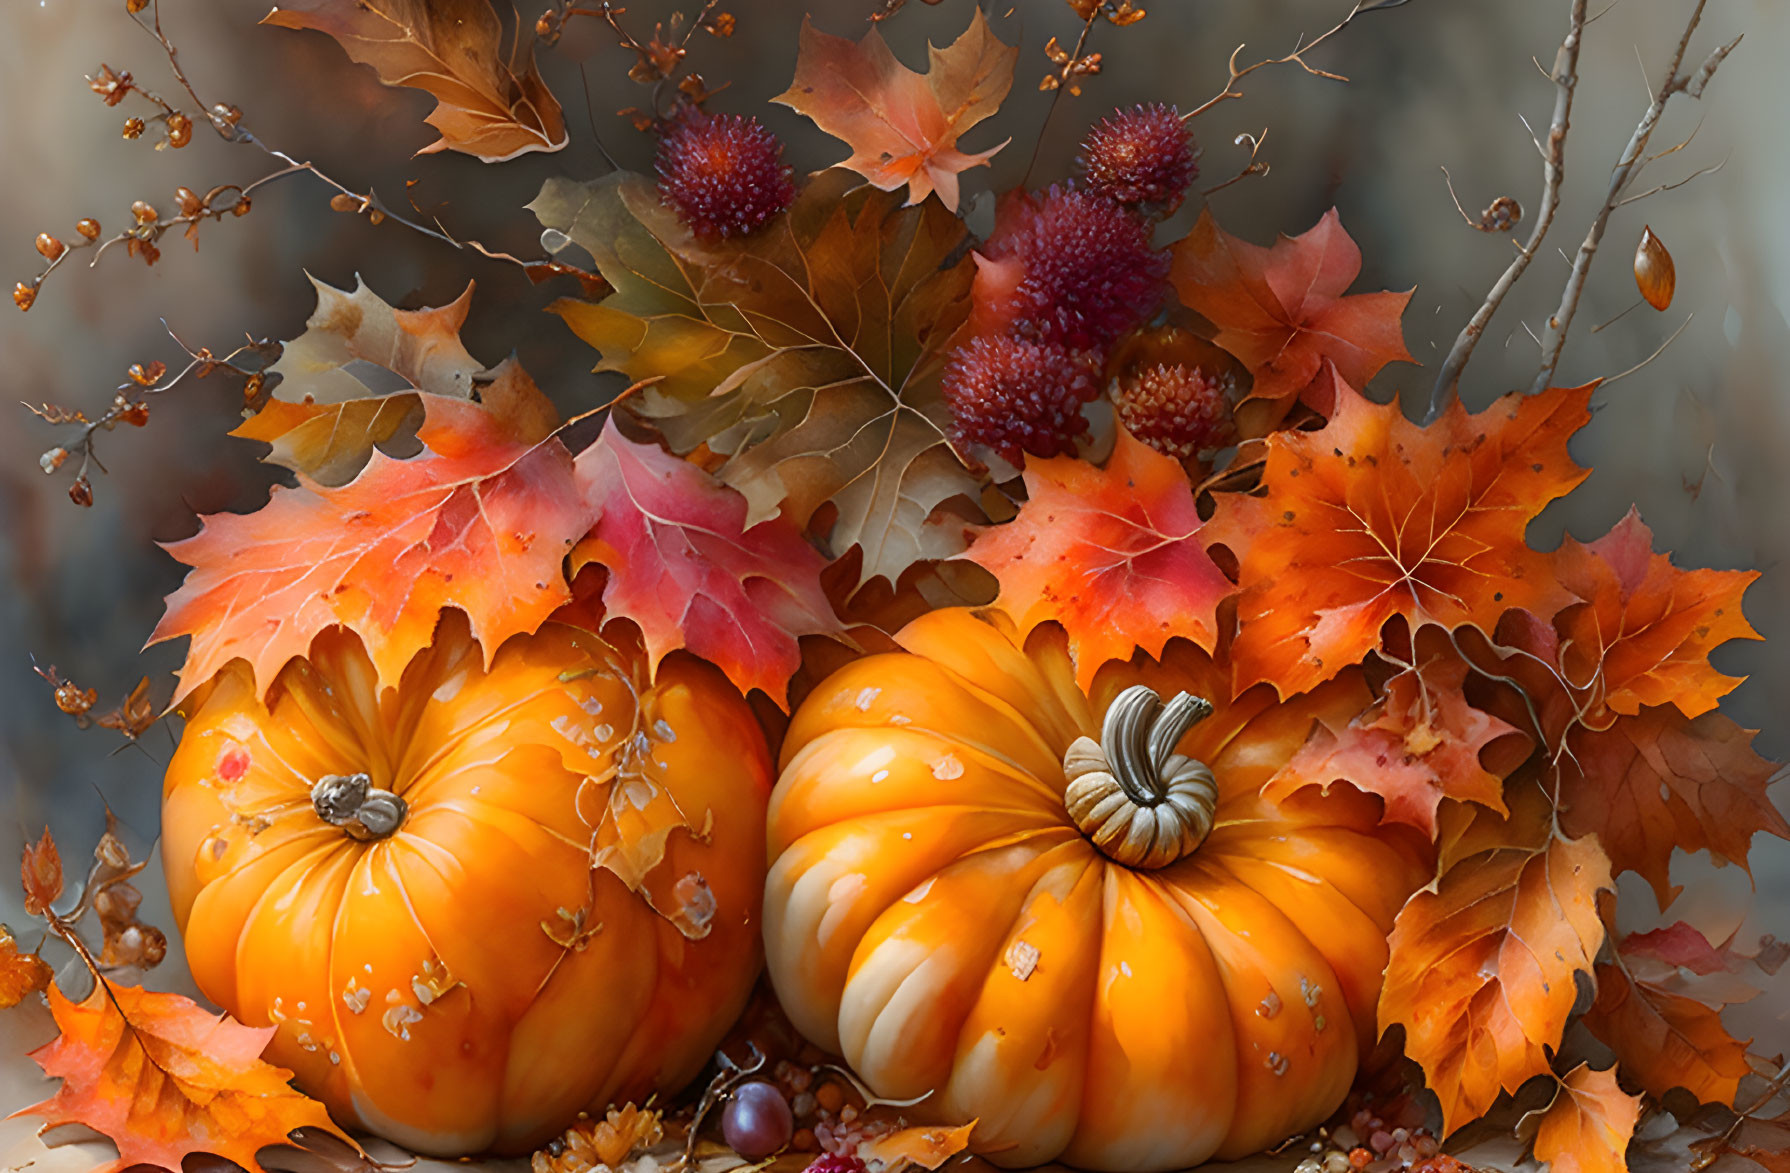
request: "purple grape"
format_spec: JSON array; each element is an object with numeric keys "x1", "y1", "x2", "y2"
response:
[{"x1": 722, "y1": 1080, "x2": 794, "y2": 1158}]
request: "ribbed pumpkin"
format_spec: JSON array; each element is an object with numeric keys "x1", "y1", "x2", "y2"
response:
[
  {"x1": 161, "y1": 617, "x2": 772, "y2": 1156},
  {"x1": 764, "y1": 610, "x2": 1431, "y2": 1171}
]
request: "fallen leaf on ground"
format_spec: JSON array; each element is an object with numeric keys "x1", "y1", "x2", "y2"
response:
[{"x1": 1528, "y1": 1064, "x2": 1641, "y2": 1173}]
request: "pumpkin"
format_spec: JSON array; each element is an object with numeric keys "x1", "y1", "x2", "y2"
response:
[
  {"x1": 161, "y1": 617, "x2": 772, "y2": 1156},
  {"x1": 763, "y1": 610, "x2": 1431, "y2": 1171}
]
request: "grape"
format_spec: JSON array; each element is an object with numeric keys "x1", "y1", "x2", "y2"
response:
[{"x1": 722, "y1": 1081, "x2": 794, "y2": 1159}]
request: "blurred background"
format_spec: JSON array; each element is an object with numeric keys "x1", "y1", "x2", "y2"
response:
[{"x1": 1, "y1": 0, "x2": 1785, "y2": 965}]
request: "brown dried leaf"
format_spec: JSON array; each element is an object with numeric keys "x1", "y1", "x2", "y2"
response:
[
  {"x1": 21, "y1": 827, "x2": 63, "y2": 918},
  {"x1": 1635, "y1": 225, "x2": 1675, "y2": 311},
  {"x1": 0, "y1": 924, "x2": 53, "y2": 1008},
  {"x1": 261, "y1": 0, "x2": 568, "y2": 162}
]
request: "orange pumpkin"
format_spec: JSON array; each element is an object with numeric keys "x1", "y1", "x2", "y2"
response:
[
  {"x1": 162, "y1": 617, "x2": 772, "y2": 1156},
  {"x1": 764, "y1": 610, "x2": 1431, "y2": 1171}
]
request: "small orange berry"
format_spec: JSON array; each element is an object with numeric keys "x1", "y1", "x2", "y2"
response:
[
  {"x1": 174, "y1": 186, "x2": 202, "y2": 216},
  {"x1": 131, "y1": 200, "x2": 157, "y2": 225},
  {"x1": 329, "y1": 193, "x2": 360, "y2": 213},
  {"x1": 127, "y1": 0, "x2": 150, "y2": 12},
  {"x1": 166, "y1": 112, "x2": 193, "y2": 148},
  {"x1": 122, "y1": 117, "x2": 145, "y2": 139},
  {"x1": 231, "y1": 196, "x2": 251, "y2": 217},
  {"x1": 127, "y1": 360, "x2": 166, "y2": 386},
  {"x1": 75, "y1": 218, "x2": 101, "y2": 240},
  {"x1": 366, "y1": 208, "x2": 386, "y2": 225},
  {"x1": 35, "y1": 233, "x2": 65, "y2": 262},
  {"x1": 68, "y1": 477, "x2": 94, "y2": 508},
  {"x1": 13, "y1": 282, "x2": 36, "y2": 312}
]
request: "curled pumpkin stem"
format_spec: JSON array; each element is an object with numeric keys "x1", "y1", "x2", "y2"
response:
[
  {"x1": 310, "y1": 773, "x2": 407, "y2": 841},
  {"x1": 1064, "y1": 685, "x2": 1219, "y2": 868}
]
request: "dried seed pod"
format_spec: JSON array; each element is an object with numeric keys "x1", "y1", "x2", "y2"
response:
[
  {"x1": 35, "y1": 233, "x2": 65, "y2": 261},
  {"x1": 13, "y1": 282, "x2": 36, "y2": 312},
  {"x1": 1634, "y1": 225, "x2": 1675, "y2": 311},
  {"x1": 122, "y1": 117, "x2": 145, "y2": 139},
  {"x1": 166, "y1": 112, "x2": 193, "y2": 148},
  {"x1": 75, "y1": 218, "x2": 102, "y2": 240}
]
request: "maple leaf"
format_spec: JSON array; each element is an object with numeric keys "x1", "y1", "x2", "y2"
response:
[
  {"x1": 1208, "y1": 376, "x2": 1592, "y2": 697},
  {"x1": 1379, "y1": 808, "x2": 1613, "y2": 1133},
  {"x1": 773, "y1": 10, "x2": 1017, "y2": 211},
  {"x1": 1170, "y1": 209, "x2": 1415, "y2": 404},
  {"x1": 573, "y1": 420, "x2": 845, "y2": 706},
  {"x1": 16, "y1": 979, "x2": 345, "y2": 1173},
  {"x1": 959, "y1": 428, "x2": 1230, "y2": 688},
  {"x1": 1552, "y1": 507, "x2": 1760, "y2": 720},
  {"x1": 261, "y1": 0, "x2": 567, "y2": 162},
  {"x1": 233, "y1": 276, "x2": 483, "y2": 485},
  {"x1": 1581, "y1": 925, "x2": 1753, "y2": 1105},
  {"x1": 0, "y1": 925, "x2": 52, "y2": 1009},
  {"x1": 1560, "y1": 705, "x2": 1789, "y2": 909},
  {"x1": 1265, "y1": 644, "x2": 1526, "y2": 837},
  {"x1": 21, "y1": 826, "x2": 62, "y2": 918},
  {"x1": 1528, "y1": 1064, "x2": 1641, "y2": 1173},
  {"x1": 152, "y1": 394, "x2": 594, "y2": 700},
  {"x1": 534, "y1": 169, "x2": 983, "y2": 586}
]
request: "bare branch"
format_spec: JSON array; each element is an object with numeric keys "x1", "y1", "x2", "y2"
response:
[
  {"x1": 1530, "y1": 5, "x2": 1738, "y2": 392},
  {"x1": 1201, "y1": 129, "x2": 1273, "y2": 196},
  {"x1": 1181, "y1": 0, "x2": 1409, "y2": 122},
  {"x1": 1442, "y1": 166, "x2": 1477, "y2": 226},
  {"x1": 1427, "y1": 0, "x2": 1588, "y2": 422}
]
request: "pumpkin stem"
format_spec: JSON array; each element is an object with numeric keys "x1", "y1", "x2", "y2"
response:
[
  {"x1": 1103, "y1": 685, "x2": 1212, "y2": 805},
  {"x1": 1062, "y1": 686, "x2": 1219, "y2": 869},
  {"x1": 311, "y1": 772, "x2": 407, "y2": 841}
]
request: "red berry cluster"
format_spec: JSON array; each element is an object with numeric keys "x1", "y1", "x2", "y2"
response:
[
  {"x1": 1079, "y1": 102, "x2": 1198, "y2": 214},
  {"x1": 1113, "y1": 362, "x2": 1235, "y2": 460},
  {"x1": 656, "y1": 112, "x2": 795, "y2": 239},
  {"x1": 943, "y1": 336, "x2": 1099, "y2": 466}
]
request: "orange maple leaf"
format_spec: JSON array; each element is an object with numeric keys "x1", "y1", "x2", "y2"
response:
[
  {"x1": 152, "y1": 395, "x2": 594, "y2": 700},
  {"x1": 0, "y1": 925, "x2": 52, "y2": 1009},
  {"x1": 573, "y1": 421, "x2": 845, "y2": 706},
  {"x1": 15, "y1": 980, "x2": 346, "y2": 1173},
  {"x1": 1169, "y1": 209, "x2": 1414, "y2": 405},
  {"x1": 1560, "y1": 706, "x2": 1789, "y2": 910},
  {"x1": 960, "y1": 428, "x2": 1232, "y2": 689},
  {"x1": 1208, "y1": 376, "x2": 1592, "y2": 697},
  {"x1": 1529, "y1": 1064, "x2": 1641, "y2": 1173},
  {"x1": 1553, "y1": 507, "x2": 1760, "y2": 720},
  {"x1": 773, "y1": 10, "x2": 1017, "y2": 211},
  {"x1": 261, "y1": 1, "x2": 567, "y2": 163},
  {"x1": 1581, "y1": 924, "x2": 1754, "y2": 1106},
  {"x1": 1264, "y1": 643, "x2": 1526, "y2": 837},
  {"x1": 1379, "y1": 804, "x2": 1612, "y2": 1133}
]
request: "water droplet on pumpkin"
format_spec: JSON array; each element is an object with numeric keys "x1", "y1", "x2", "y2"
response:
[
  {"x1": 854, "y1": 687, "x2": 880, "y2": 711},
  {"x1": 1006, "y1": 939, "x2": 1041, "y2": 981},
  {"x1": 381, "y1": 1004, "x2": 422, "y2": 1041},
  {"x1": 931, "y1": 754, "x2": 964, "y2": 780},
  {"x1": 1266, "y1": 1051, "x2": 1290, "y2": 1076},
  {"x1": 1257, "y1": 991, "x2": 1282, "y2": 1018},
  {"x1": 594, "y1": 723, "x2": 615, "y2": 742},
  {"x1": 1300, "y1": 975, "x2": 1322, "y2": 1006},
  {"x1": 871, "y1": 770, "x2": 889, "y2": 784},
  {"x1": 1119, "y1": 961, "x2": 1134, "y2": 978},
  {"x1": 654, "y1": 719, "x2": 677, "y2": 742}
]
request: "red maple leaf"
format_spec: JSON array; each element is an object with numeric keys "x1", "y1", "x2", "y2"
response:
[
  {"x1": 152, "y1": 395, "x2": 594, "y2": 699},
  {"x1": 1208, "y1": 376, "x2": 1592, "y2": 697},
  {"x1": 1552, "y1": 507, "x2": 1759, "y2": 720},
  {"x1": 574, "y1": 421, "x2": 845, "y2": 706},
  {"x1": 960, "y1": 428, "x2": 1232, "y2": 688},
  {"x1": 1265, "y1": 643, "x2": 1527, "y2": 837},
  {"x1": 1170, "y1": 208, "x2": 1414, "y2": 404}
]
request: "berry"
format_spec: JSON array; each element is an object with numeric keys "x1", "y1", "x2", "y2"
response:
[
  {"x1": 943, "y1": 336, "x2": 1099, "y2": 466},
  {"x1": 656, "y1": 112, "x2": 795, "y2": 240},
  {"x1": 802, "y1": 1155, "x2": 866, "y2": 1173},
  {"x1": 722, "y1": 1081, "x2": 795, "y2": 1159},
  {"x1": 1079, "y1": 103, "x2": 1197, "y2": 213},
  {"x1": 1113, "y1": 362, "x2": 1235, "y2": 460},
  {"x1": 982, "y1": 187, "x2": 1168, "y2": 349}
]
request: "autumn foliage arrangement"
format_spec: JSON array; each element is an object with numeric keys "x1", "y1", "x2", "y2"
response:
[{"x1": 7, "y1": 2, "x2": 1787, "y2": 1173}]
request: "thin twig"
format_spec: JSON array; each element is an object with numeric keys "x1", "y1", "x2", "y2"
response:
[
  {"x1": 1427, "y1": 0, "x2": 1588, "y2": 422},
  {"x1": 1441, "y1": 166, "x2": 1477, "y2": 226},
  {"x1": 1530, "y1": 3, "x2": 1739, "y2": 392},
  {"x1": 1600, "y1": 312, "x2": 1692, "y2": 386},
  {"x1": 1614, "y1": 153, "x2": 1727, "y2": 207},
  {"x1": 1181, "y1": 0, "x2": 1410, "y2": 122}
]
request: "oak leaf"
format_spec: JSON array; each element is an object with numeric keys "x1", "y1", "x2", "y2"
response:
[
  {"x1": 960, "y1": 428, "x2": 1230, "y2": 688},
  {"x1": 1581, "y1": 925, "x2": 1753, "y2": 1105},
  {"x1": 1560, "y1": 705, "x2": 1788, "y2": 910},
  {"x1": 261, "y1": 0, "x2": 567, "y2": 162},
  {"x1": 21, "y1": 826, "x2": 62, "y2": 918},
  {"x1": 15, "y1": 979, "x2": 346, "y2": 1173},
  {"x1": 1552, "y1": 507, "x2": 1759, "y2": 720},
  {"x1": 0, "y1": 925, "x2": 52, "y2": 1009},
  {"x1": 1170, "y1": 209, "x2": 1414, "y2": 404},
  {"x1": 1208, "y1": 376, "x2": 1591, "y2": 697},
  {"x1": 233, "y1": 276, "x2": 482, "y2": 485},
  {"x1": 573, "y1": 420, "x2": 844, "y2": 705},
  {"x1": 1379, "y1": 819, "x2": 1612, "y2": 1133},
  {"x1": 1529, "y1": 1064, "x2": 1641, "y2": 1173},
  {"x1": 535, "y1": 170, "x2": 983, "y2": 586},
  {"x1": 1265, "y1": 645, "x2": 1526, "y2": 837},
  {"x1": 153, "y1": 395, "x2": 594, "y2": 700},
  {"x1": 773, "y1": 11, "x2": 1017, "y2": 211}
]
